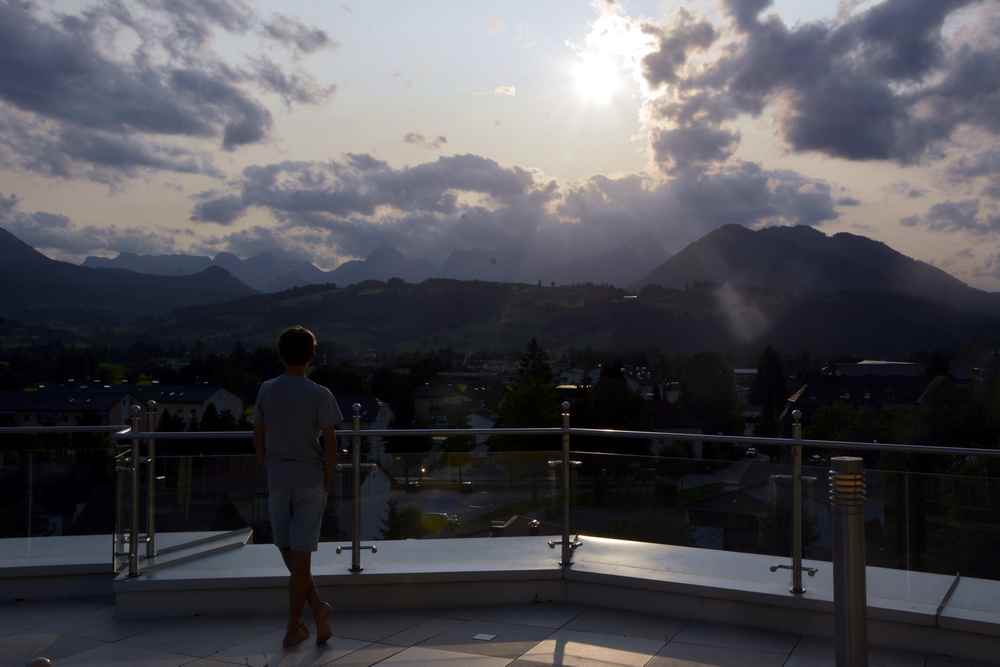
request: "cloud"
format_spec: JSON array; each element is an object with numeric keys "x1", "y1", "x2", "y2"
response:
[
  {"x1": 0, "y1": 1, "x2": 334, "y2": 181},
  {"x1": 250, "y1": 56, "x2": 336, "y2": 107},
  {"x1": 651, "y1": 124, "x2": 739, "y2": 172},
  {"x1": 0, "y1": 193, "x2": 176, "y2": 257},
  {"x1": 403, "y1": 133, "x2": 448, "y2": 150},
  {"x1": 641, "y1": 10, "x2": 716, "y2": 87},
  {"x1": 494, "y1": 86, "x2": 517, "y2": 97},
  {"x1": 901, "y1": 199, "x2": 1000, "y2": 235},
  {"x1": 188, "y1": 150, "x2": 842, "y2": 275},
  {"x1": 139, "y1": 0, "x2": 255, "y2": 56},
  {"x1": 887, "y1": 182, "x2": 928, "y2": 199},
  {"x1": 949, "y1": 149, "x2": 1000, "y2": 181},
  {"x1": 191, "y1": 192, "x2": 248, "y2": 224},
  {"x1": 836, "y1": 196, "x2": 862, "y2": 206},
  {"x1": 261, "y1": 14, "x2": 335, "y2": 54},
  {"x1": 650, "y1": 0, "x2": 1000, "y2": 163},
  {"x1": 0, "y1": 113, "x2": 221, "y2": 184}
]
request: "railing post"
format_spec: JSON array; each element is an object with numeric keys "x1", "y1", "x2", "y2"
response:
[
  {"x1": 26, "y1": 451, "x2": 34, "y2": 538},
  {"x1": 548, "y1": 401, "x2": 581, "y2": 566},
  {"x1": 351, "y1": 403, "x2": 362, "y2": 573},
  {"x1": 129, "y1": 422, "x2": 141, "y2": 578},
  {"x1": 335, "y1": 403, "x2": 377, "y2": 571},
  {"x1": 145, "y1": 400, "x2": 158, "y2": 560},
  {"x1": 791, "y1": 409, "x2": 804, "y2": 595},
  {"x1": 115, "y1": 405, "x2": 141, "y2": 573},
  {"x1": 831, "y1": 456, "x2": 868, "y2": 667}
]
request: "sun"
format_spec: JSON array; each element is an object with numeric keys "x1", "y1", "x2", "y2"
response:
[{"x1": 573, "y1": 53, "x2": 622, "y2": 105}]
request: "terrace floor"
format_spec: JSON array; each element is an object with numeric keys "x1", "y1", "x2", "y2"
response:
[{"x1": 0, "y1": 597, "x2": 989, "y2": 667}]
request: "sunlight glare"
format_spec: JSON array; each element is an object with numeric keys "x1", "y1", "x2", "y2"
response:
[{"x1": 573, "y1": 53, "x2": 621, "y2": 105}]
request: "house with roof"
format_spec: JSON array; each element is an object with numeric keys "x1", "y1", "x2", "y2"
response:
[
  {"x1": 130, "y1": 384, "x2": 244, "y2": 429},
  {"x1": 0, "y1": 383, "x2": 135, "y2": 427}
]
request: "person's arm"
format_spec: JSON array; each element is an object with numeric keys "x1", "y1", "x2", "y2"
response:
[
  {"x1": 255, "y1": 421, "x2": 266, "y2": 467},
  {"x1": 252, "y1": 385, "x2": 266, "y2": 467},
  {"x1": 322, "y1": 425, "x2": 337, "y2": 487},
  {"x1": 319, "y1": 390, "x2": 344, "y2": 488}
]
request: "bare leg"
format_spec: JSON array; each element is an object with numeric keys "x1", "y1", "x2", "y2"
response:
[{"x1": 280, "y1": 548, "x2": 323, "y2": 617}]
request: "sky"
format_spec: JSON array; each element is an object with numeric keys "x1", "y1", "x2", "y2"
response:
[{"x1": 1, "y1": 0, "x2": 999, "y2": 288}]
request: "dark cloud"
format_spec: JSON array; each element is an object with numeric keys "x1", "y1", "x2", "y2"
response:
[
  {"x1": 651, "y1": 123, "x2": 739, "y2": 172},
  {"x1": 0, "y1": 193, "x2": 175, "y2": 257},
  {"x1": 948, "y1": 148, "x2": 1000, "y2": 187},
  {"x1": 191, "y1": 192, "x2": 247, "y2": 224},
  {"x1": 403, "y1": 133, "x2": 449, "y2": 150},
  {"x1": 191, "y1": 152, "x2": 841, "y2": 272},
  {"x1": 169, "y1": 68, "x2": 272, "y2": 150},
  {"x1": 0, "y1": 114, "x2": 220, "y2": 184},
  {"x1": 0, "y1": 0, "x2": 333, "y2": 181},
  {"x1": 721, "y1": 0, "x2": 772, "y2": 31},
  {"x1": 836, "y1": 196, "x2": 862, "y2": 206},
  {"x1": 901, "y1": 199, "x2": 1000, "y2": 235},
  {"x1": 261, "y1": 14, "x2": 334, "y2": 54},
  {"x1": 139, "y1": 0, "x2": 254, "y2": 56},
  {"x1": 660, "y1": 0, "x2": 998, "y2": 163},
  {"x1": 250, "y1": 57, "x2": 335, "y2": 107},
  {"x1": 641, "y1": 10, "x2": 716, "y2": 87},
  {"x1": 191, "y1": 154, "x2": 548, "y2": 238}
]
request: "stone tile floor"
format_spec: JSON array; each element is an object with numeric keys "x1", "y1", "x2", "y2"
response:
[{"x1": 0, "y1": 598, "x2": 992, "y2": 667}]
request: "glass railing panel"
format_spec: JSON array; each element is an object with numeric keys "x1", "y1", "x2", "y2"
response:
[
  {"x1": 151, "y1": 453, "x2": 267, "y2": 539},
  {"x1": 902, "y1": 470, "x2": 1000, "y2": 580},
  {"x1": 0, "y1": 442, "x2": 115, "y2": 539},
  {"x1": 570, "y1": 450, "x2": 795, "y2": 557},
  {"x1": 361, "y1": 440, "x2": 562, "y2": 541}
]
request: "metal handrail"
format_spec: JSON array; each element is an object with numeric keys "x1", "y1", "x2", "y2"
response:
[
  {"x1": 114, "y1": 427, "x2": 560, "y2": 440},
  {"x1": 0, "y1": 425, "x2": 131, "y2": 435},
  {"x1": 568, "y1": 428, "x2": 1000, "y2": 458},
  {"x1": 111, "y1": 426, "x2": 1000, "y2": 458}
]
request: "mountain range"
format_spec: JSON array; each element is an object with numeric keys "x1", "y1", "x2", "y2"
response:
[
  {"x1": 7, "y1": 223, "x2": 1000, "y2": 355},
  {"x1": 80, "y1": 237, "x2": 669, "y2": 292},
  {"x1": 0, "y1": 227, "x2": 252, "y2": 322}
]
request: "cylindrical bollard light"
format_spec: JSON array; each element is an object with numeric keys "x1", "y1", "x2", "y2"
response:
[{"x1": 830, "y1": 456, "x2": 868, "y2": 667}]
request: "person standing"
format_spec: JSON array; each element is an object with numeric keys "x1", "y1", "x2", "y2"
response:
[{"x1": 254, "y1": 326, "x2": 343, "y2": 648}]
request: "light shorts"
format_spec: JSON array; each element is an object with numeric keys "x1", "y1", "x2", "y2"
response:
[{"x1": 268, "y1": 485, "x2": 328, "y2": 552}]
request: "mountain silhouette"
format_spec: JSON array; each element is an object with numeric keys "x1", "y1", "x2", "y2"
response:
[
  {"x1": 83, "y1": 252, "x2": 212, "y2": 275},
  {"x1": 638, "y1": 224, "x2": 994, "y2": 312},
  {"x1": 0, "y1": 227, "x2": 254, "y2": 322}
]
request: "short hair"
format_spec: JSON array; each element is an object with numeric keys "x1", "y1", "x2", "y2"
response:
[{"x1": 277, "y1": 326, "x2": 316, "y2": 366}]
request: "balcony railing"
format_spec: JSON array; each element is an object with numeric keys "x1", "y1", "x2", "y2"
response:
[{"x1": 3, "y1": 401, "x2": 1000, "y2": 664}]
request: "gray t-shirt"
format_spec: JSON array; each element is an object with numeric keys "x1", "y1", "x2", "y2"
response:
[{"x1": 254, "y1": 375, "x2": 343, "y2": 490}]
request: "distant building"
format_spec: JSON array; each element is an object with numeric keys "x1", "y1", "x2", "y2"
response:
[
  {"x1": 0, "y1": 382, "x2": 245, "y2": 430},
  {"x1": 783, "y1": 359, "x2": 930, "y2": 420},
  {"x1": 0, "y1": 383, "x2": 134, "y2": 427},
  {"x1": 414, "y1": 385, "x2": 473, "y2": 424},
  {"x1": 130, "y1": 384, "x2": 243, "y2": 428},
  {"x1": 834, "y1": 360, "x2": 925, "y2": 378}
]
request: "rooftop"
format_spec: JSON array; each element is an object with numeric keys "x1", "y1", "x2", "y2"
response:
[{"x1": 0, "y1": 596, "x2": 985, "y2": 666}]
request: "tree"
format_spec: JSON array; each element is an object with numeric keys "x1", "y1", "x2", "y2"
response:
[
  {"x1": 157, "y1": 408, "x2": 186, "y2": 432},
  {"x1": 517, "y1": 338, "x2": 553, "y2": 383},
  {"x1": 493, "y1": 339, "x2": 560, "y2": 450},
  {"x1": 676, "y1": 353, "x2": 743, "y2": 436},
  {"x1": 751, "y1": 346, "x2": 787, "y2": 437}
]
